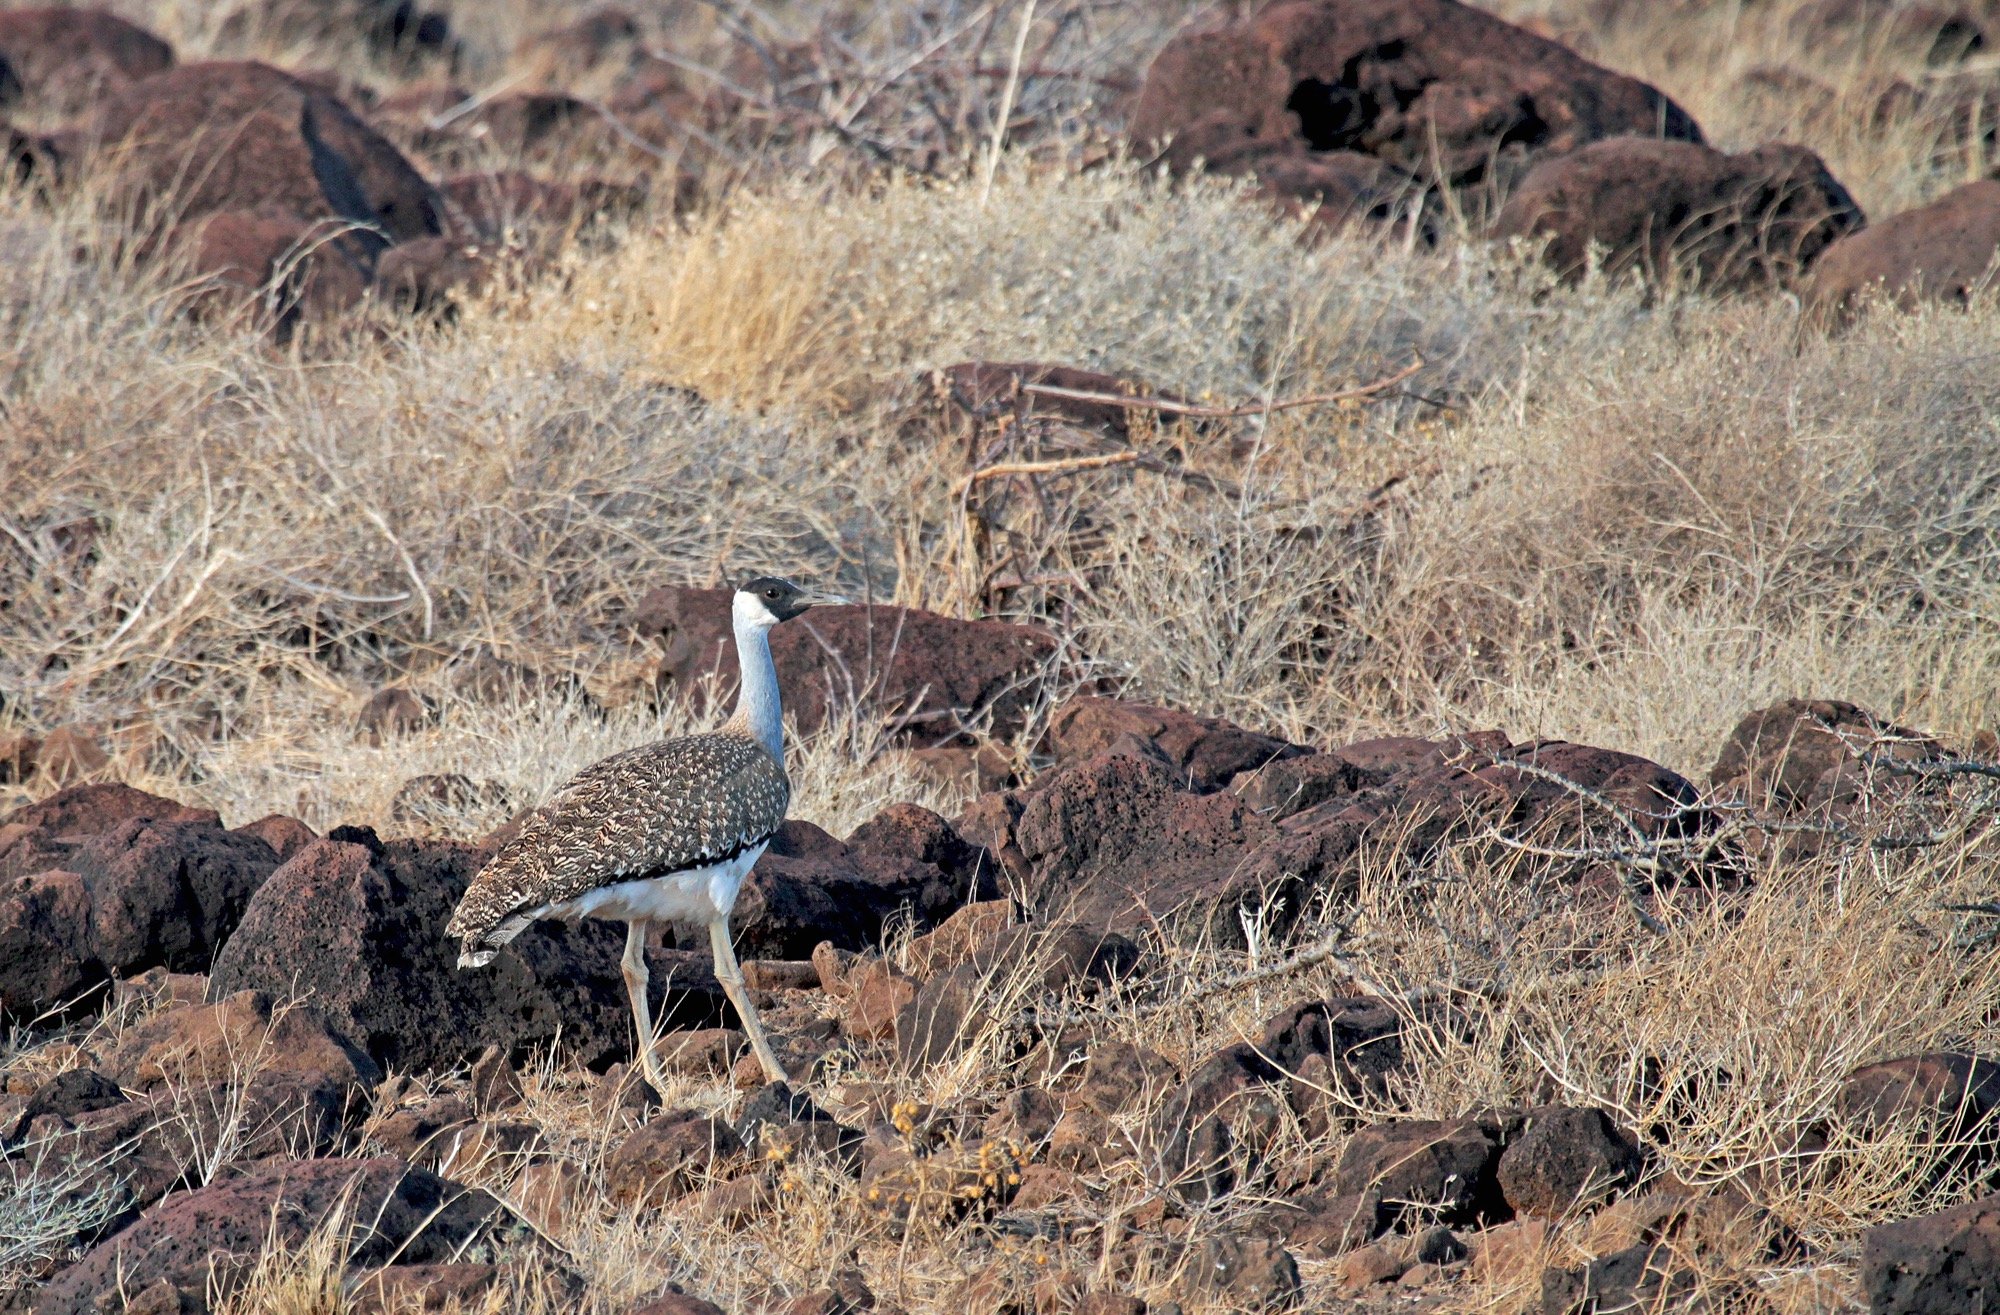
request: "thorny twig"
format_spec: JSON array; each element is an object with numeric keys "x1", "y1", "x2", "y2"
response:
[{"x1": 1019, "y1": 357, "x2": 1425, "y2": 419}]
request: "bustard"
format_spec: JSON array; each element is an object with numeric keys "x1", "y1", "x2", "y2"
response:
[{"x1": 446, "y1": 576, "x2": 841, "y2": 1091}]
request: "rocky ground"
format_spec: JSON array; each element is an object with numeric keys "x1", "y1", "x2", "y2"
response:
[{"x1": 6, "y1": 0, "x2": 2000, "y2": 1313}]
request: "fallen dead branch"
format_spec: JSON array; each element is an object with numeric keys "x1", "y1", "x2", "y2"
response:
[{"x1": 1019, "y1": 356, "x2": 1425, "y2": 419}]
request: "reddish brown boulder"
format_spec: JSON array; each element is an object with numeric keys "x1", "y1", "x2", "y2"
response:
[
  {"x1": 1276, "y1": 1188, "x2": 1383, "y2": 1256},
  {"x1": 1492, "y1": 137, "x2": 1863, "y2": 293},
  {"x1": 893, "y1": 964, "x2": 991, "y2": 1069},
  {"x1": 104, "y1": 988, "x2": 377, "y2": 1098},
  {"x1": 90, "y1": 61, "x2": 442, "y2": 252},
  {"x1": 1129, "y1": 0, "x2": 1698, "y2": 190},
  {"x1": 0, "y1": 8, "x2": 172, "y2": 111},
  {"x1": 632, "y1": 1294, "x2": 729, "y2": 1315},
  {"x1": 840, "y1": 959, "x2": 917, "y2": 1040},
  {"x1": 347, "y1": 1263, "x2": 504, "y2": 1315},
  {"x1": 1152, "y1": 1041, "x2": 1294, "y2": 1199},
  {"x1": 734, "y1": 818, "x2": 1000, "y2": 961},
  {"x1": 9, "y1": 995, "x2": 380, "y2": 1211},
  {"x1": 607, "y1": 1109, "x2": 745, "y2": 1206},
  {"x1": 1174, "y1": 1233, "x2": 1303, "y2": 1310},
  {"x1": 1539, "y1": 1243, "x2": 1703, "y2": 1315},
  {"x1": 1710, "y1": 697, "x2": 1942, "y2": 814},
  {"x1": 235, "y1": 813, "x2": 317, "y2": 861},
  {"x1": 962, "y1": 723, "x2": 1709, "y2": 946},
  {"x1": 844, "y1": 802, "x2": 992, "y2": 896},
  {"x1": 1494, "y1": 1105, "x2": 1646, "y2": 1218},
  {"x1": 33, "y1": 1156, "x2": 501, "y2": 1315},
  {"x1": 1333, "y1": 1112, "x2": 1516, "y2": 1227},
  {"x1": 0, "y1": 784, "x2": 284, "y2": 1022},
  {"x1": 356, "y1": 685, "x2": 436, "y2": 743},
  {"x1": 999, "y1": 743, "x2": 1281, "y2": 940},
  {"x1": 207, "y1": 828, "x2": 728, "y2": 1072},
  {"x1": 629, "y1": 585, "x2": 1060, "y2": 743},
  {"x1": 373, "y1": 234, "x2": 494, "y2": 314},
  {"x1": 1836, "y1": 1053, "x2": 2000, "y2": 1159},
  {"x1": 1232, "y1": 750, "x2": 1392, "y2": 821},
  {"x1": 1255, "y1": 996, "x2": 1405, "y2": 1103},
  {"x1": 1049, "y1": 695, "x2": 1307, "y2": 792},
  {"x1": 366, "y1": 1092, "x2": 474, "y2": 1164},
  {"x1": 1807, "y1": 179, "x2": 2000, "y2": 323},
  {"x1": 173, "y1": 208, "x2": 371, "y2": 334},
  {"x1": 1863, "y1": 1192, "x2": 2000, "y2": 1314},
  {"x1": 899, "y1": 899, "x2": 1011, "y2": 979},
  {"x1": 440, "y1": 169, "x2": 644, "y2": 240}
]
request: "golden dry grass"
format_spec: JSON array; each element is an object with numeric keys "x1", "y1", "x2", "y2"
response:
[{"x1": 7, "y1": 0, "x2": 2000, "y2": 1311}]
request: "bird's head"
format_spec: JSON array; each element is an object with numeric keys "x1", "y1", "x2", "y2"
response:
[{"x1": 733, "y1": 576, "x2": 846, "y2": 629}]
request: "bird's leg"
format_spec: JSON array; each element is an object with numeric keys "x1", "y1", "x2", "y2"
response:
[
  {"x1": 621, "y1": 919, "x2": 669, "y2": 1097},
  {"x1": 709, "y1": 917, "x2": 790, "y2": 1084}
]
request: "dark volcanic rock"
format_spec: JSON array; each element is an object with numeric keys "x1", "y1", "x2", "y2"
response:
[
  {"x1": 173, "y1": 207, "x2": 372, "y2": 334},
  {"x1": 11, "y1": 1067, "x2": 125, "y2": 1133},
  {"x1": 1836, "y1": 1053, "x2": 2000, "y2": 1182},
  {"x1": 1710, "y1": 698, "x2": 1943, "y2": 822},
  {"x1": 1333, "y1": 1112, "x2": 1515, "y2": 1228},
  {"x1": 1176, "y1": 1232, "x2": 1303, "y2": 1309},
  {"x1": 1003, "y1": 745, "x2": 1281, "y2": 940},
  {"x1": 1539, "y1": 1242, "x2": 1700, "y2": 1315},
  {"x1": 0, "y1": 8, "x2": 172, "y2": 111},
  {"x1": 34, "y1": 1156, "x2": 502, "y2": 1315},
  {"x1": 1492, "y1": 137, "x2": 1864, "y2": 293},
  {"x1": 1129, "y1": 0, "x2": 1699, "y2": 194},
  {"x1": 960, "y1": 714, "x2": 1709, "y2": 947},
  {"x1": 89, "y1": 61, "x2": 442, "y2": 255},
  {"x1": 208, "y1": 831, "x2": 725, "y2": 1073},
  {"x1": 894, "y1": 964, "x2": 991, "y2": 1069},
  {"x1": 734, "y1": 819, "x2": 1000, "y2": 960},
  {"x1": 1495, "y1": 1105, "x2": 1646, "y2": 1217},
  {"x1": 1807, "y1": 179, "x2": 2000, "y2": 323},
  {"x1": 1256, "y1": 996, "x2": 1405, "y2": 1102},
  {"x1": 0, "y1": 784, "x2": 284, "y2": 1022},
  {"x1": 1049, "y1": 695, "x2": 1307, "y2": 792},
  {"x1": 607, "y1": 1109, "x2": 745, "y2": 1206},
  {"x1": 1232, "y1": 751, "x2": 1393, "y2": 821},
  {"x1": 629, "y1": 585, "x2": 1060, "y2": 743},
  {"x1": 1864, "y1": 1193, "x2": 2000, "y2": 1315},
  {"x1": 440, "y1": 169, "x2": 644, "y2": 240},
  {"x1": 844, "y1": 802, "x2": 992, "y2": 895}
]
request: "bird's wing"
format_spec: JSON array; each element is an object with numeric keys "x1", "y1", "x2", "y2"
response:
[{"x1": 447, "y1": 732, "x2": 789, "y2": 945}]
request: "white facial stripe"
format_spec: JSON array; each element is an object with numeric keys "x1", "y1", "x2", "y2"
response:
[{"x1": 732, "y1": 589, "x2": 781, "y2": 628}]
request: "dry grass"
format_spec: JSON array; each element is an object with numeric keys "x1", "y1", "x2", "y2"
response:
[{"x1": 7, "y1": 0, "x2": 2000, "y2": 1310}]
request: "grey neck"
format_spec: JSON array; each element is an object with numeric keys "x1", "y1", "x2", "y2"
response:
[{"x1": 733, "y1": 615, "x2": 784, "y2": 761}]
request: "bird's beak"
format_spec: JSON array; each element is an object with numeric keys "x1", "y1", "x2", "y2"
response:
[{"x1": 799, "y1": 585, "x2": 850, "y2": 608}]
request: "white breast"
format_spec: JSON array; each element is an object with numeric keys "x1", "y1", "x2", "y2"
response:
[{"x1": 536, "y1": 842, "x2": 768, "y2": 925}]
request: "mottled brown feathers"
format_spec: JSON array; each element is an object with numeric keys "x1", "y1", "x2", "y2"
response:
[{"x1": 447, "y1": 727, "x2": 789, "y2": 949}]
